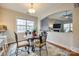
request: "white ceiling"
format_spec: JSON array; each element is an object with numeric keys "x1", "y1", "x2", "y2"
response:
[
  {"x1": 48, "y1": 10, "x2": 72, "y2": 20},
  {"x1": 0, "y1": 3, "x2": 74, "y2": 19}
]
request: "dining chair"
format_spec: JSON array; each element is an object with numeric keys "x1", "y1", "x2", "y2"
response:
[
  {"x1": 34, "y1": 35, "x2": 48, "y2": 56},
  {"x1": 14, "y1": 32, "x2": 29, "y2": 56}
]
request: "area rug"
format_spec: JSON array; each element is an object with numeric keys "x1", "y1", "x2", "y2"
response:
[{"x1": 7, "y1": 43, "x2": 70, "y2": 56}]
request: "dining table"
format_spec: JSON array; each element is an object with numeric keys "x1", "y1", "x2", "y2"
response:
[{"x1": 24, "y1": 35, "x2": 40, "y2": 52}]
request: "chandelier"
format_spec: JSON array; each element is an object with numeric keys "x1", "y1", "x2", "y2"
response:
[{"x1": 28, "y1": 3, "x2": 35, "y2": 14}]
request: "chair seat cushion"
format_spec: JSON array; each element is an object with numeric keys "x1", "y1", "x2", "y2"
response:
[
  {"x1": 35, "y1": 40, "x2": 46, "y2": 47},
  {"x1": 18, "y1": 41, "x2": 29, "y2": 47}
]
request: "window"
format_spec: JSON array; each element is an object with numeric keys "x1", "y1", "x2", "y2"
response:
[
  {"x1": 64, "y1": 23, "x2": 72, "y2": 32},
  {"x1": 16, "y1": 19, "x2": 34, "y2": 33},
  {"x1": 26, "y1": 20, "x2": 34, "y2": 32}
]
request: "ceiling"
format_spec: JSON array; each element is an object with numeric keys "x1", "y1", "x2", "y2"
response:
[{"x1": 0, "y1": 3, "x2": 74, "y2": 19}]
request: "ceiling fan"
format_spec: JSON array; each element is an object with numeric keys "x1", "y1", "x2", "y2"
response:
[{"x1": 63, "y1": 10, "x2": 72, "y2": 19}]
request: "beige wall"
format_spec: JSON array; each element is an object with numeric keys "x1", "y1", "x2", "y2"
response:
[
  {"x1": 0, "y1": 7, "x2": 38, "y2": 44},
  {"x1": 0, "y1": 8, "x2": 3, "y2": 24},
  {"x1": 0, "y1": 7, "x2": 38, "y2": 32},
  {"x1": 73, "y1": 7, "x2": 79, "y2": 52}
]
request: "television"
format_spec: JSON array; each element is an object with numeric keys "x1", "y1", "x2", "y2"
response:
[{"x1": 53, "y1": 24, "x2": 61, "y2": 28}]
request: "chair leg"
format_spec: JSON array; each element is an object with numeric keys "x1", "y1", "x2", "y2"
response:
[
  {"x1": 16, "y1": 48, "x2": 18, "y2": 56},
  {"x1": 45, "y1": 45, "x2": 48, "y2": 56},
  {"x1": 32, "y1": 45, "x2": 35, "y2": 52},
  {"x1": 39, "y1": 47, "x2": 41, "y2": 56},
  {"x1": 27, "y1": 45, "x2": 30, "y2": 54},
  {"x1": 25, "y1": 46, "x2": 27, "y2": 50}
]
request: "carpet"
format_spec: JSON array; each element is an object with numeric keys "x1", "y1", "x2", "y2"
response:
[{"x1": 7, "y1": 43, "x2": 70, "y2": 56}]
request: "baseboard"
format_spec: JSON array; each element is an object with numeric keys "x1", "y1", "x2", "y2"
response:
[
  {"x1": 71, "y1": 47, "x2": 79, "y2": 53},
  {"x1": 47, "y1": 41, "x2": 79, "y2": 56}
]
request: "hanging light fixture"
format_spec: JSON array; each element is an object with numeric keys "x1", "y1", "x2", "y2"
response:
[{"x1": 28, "y1": 3, "x2": 36, "y2": 14}]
